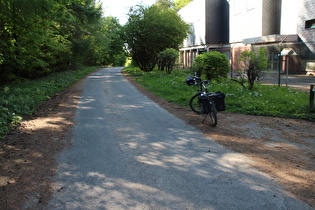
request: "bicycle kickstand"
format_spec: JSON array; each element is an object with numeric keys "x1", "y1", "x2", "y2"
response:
[{"x1": 202, "y1": 113, "x2": 208, "y2": 123}]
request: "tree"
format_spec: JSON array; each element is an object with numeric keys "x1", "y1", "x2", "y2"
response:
[
  {"x1": 157, "y1": 48, "x2": 179, "y2": 74},
  {"x1": 237, "y1": 48, "x2": 268, "y2": 90},
  {"x1": 124, "y1": 5, "x2": 189, "y2": 72},
  {"x1": 154, "y1": 0, "x2": 192, "y2": 11},
  {"x1": 0, "y1": 0, "x2": 59, "y2": 80},
  {"x1": 155, "y1": 0, "x2": 173, "y2": 9},
  {"x1": 0, "y1": 0, "x2": 124, "y2": 83},
  {"x1": 192, "y1": 51, "x2": 229, "y2": 81},
  {"x1": 0, "y1": 0, "x2": 101, "y2": 81},
  {"x1": 83, "y1": 17, "x2": 124, "y2": 66},
  {"x1": 61, "y1": 0, "x2": 103, "y2": 68}
]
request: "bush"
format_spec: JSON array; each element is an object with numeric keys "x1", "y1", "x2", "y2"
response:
[
  {"x1": 192, "y1": 51, "x2": 229, "y2": 81},
  {"x1": 237, "y1": 48, "x2": 268, "y2": 90},
  {"x1": 157, "y1": 48, "x2": 179, "y2": 74},
  {"x1": 113, "y1": 53, "x2": 127, "y2": 67}
]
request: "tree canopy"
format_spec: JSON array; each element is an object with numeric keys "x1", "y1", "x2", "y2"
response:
[
  {"x1": 0, "y1": 0, "x2": 124, "y2": 83},
  {"x1": 173, "y1": 0, "x2": 192, "y2": 11},
  {"x1": 123, "y1": 5, "x2": 189, "y2": 72},
  {"x1": 0, "y1": 0, "x2": 192, "y2": 83},
  {"x1": 155, "y1": 0, "x2": 192, "y2": 11}
]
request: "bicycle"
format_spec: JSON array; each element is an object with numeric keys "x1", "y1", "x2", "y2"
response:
[{"x1": 186, "y1": 73, "x2": 222, "y2": 127}]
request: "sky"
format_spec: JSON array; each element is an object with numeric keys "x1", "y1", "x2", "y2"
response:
[{"x1": 100, "y1": 0, "x2": 156, "y2": 24}]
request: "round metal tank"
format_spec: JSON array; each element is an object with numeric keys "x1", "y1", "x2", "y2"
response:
[
  {"x1": 262, "y1": 0, "x2": 282, "y2": 35},
  {"x1": 205, "y1": 0, "x2": 229, "y2": 44}
]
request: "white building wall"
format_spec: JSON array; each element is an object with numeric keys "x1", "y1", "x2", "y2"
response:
[
  {"x1": 297, "y1": 0, "x2": 315, "y2": 72},
  {"x1": 178, "y1": 0, "x2": 206, "y2": 47},
  {"x1": 280, "y1": 0, "x2": 299, "y2": 34},
  {"x1": 229, "y1": 0, "x2": 263, "y2": 43}
]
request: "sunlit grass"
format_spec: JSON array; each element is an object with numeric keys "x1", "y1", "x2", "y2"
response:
[
  {"x1": 0, "y1": 66, "x2": 101, "y2": 137},
  {"x1": 124, "y1": 67, "x2": 314, "y2": 121}
]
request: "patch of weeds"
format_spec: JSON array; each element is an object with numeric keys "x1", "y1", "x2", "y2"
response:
[
  {"x1": 0, "y1": 66, "x2": 101, "y2": 138},
  {"x1": 123, "y1": 67, "x2": 315, "y2": 121}
]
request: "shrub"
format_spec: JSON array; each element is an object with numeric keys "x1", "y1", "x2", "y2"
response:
[
  {"x1": 237, "y1": 48, "x2": 268, "y2": 90},
  {"x1": 113, "y1": 53, "x2": 127, "y2": 67},
  {"x1": 192, "y1": 51, "x2": 229, "y2": 81},
  {"x1": 157, "y1": 48, "x2": 179, "y2": 74}
]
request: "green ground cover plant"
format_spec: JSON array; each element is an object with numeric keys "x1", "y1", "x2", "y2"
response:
[
  {"x1": 124, "y1": 67, "x2": 314, "y2": 121},
  {"x1": 0, "y1": 66, "x2": 101, "y2": 138}
]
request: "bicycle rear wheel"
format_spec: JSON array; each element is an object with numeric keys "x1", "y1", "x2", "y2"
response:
[
  {"x1": 209, "y1": 101, "x2": 217, "y2": 126},
  {"x1": 189, "y1": 93, "x2": 202, "y2": 114}
]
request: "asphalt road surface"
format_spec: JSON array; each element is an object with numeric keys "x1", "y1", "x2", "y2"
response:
[
  {"x1": 48, "y1": 67, "x2": 312, "y2": 209},
  {"x1": 260, "y1": 72, "x2": 315, "y2": 90}
]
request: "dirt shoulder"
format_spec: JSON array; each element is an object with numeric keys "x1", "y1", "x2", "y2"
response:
[
  {"x1": 0, "y1": 78, "x2": 84, "y2": 209},
  {"x1": 0, "y1": 69, "x2": 314, "y2": 209}
]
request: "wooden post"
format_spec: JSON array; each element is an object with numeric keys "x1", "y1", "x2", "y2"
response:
[{"x1": 310, "y1": 85, "x2": 315, "y2": 112}]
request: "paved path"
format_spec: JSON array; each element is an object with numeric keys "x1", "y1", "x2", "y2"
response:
[
  {"x1": 261, "y1": 72, "x2": 315, "y2": 91},
  {"x1": 48, "y1": 67, "x2": 312, "y2": 209}
]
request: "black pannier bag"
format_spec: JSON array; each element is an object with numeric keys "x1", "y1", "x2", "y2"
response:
[
  {"x1": 186, "y1": 76, "x2": 195, "y2": 86},
  {"x1": 198, "y1": 94, "x2": 211, "y2": 113},
  {"x1": 213, "y1": 91, "x2": 225, "y2": 111}
]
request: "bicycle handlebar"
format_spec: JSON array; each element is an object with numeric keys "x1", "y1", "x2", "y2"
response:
[
  {"x1": 191, "y1": 72, "x2": 208, "y2": 84},
  {"x1": 189, "y1": 72, "x2": 210, "y2": 93}
]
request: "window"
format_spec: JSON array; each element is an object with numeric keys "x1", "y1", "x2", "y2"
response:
[{"x1": 305, "y1": 19, "x2": 315, "y2": 29}]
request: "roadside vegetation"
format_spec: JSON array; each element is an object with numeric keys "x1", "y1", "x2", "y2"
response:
[
  {"x1": 3, "y1": 0, "x2": 311, "y2": 139},
  {"x1": 0, "y1": 0, "x2": 124, "y2": 84},
  {"x1": 0, "y1": 66, "x2": 100, "y2": 138},
  {"x1": 123, "y1": 3, "x2": 190, "y2": 72},
  {"x1": 123, "y1": 67, "x2": 315, "y2": 121},
  {"x1": 0, "y1": 0, "x2": 192, "y2": 138}
]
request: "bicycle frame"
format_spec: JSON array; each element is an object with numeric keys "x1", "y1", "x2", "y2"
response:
[{"x1": 188, "y1": 73, "x2": 218, "y2": 126}]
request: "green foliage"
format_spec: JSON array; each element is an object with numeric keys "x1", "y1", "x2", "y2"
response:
[
  {"x1": 82, "y1": 16, "x2": 124, "y2": 66},
  {"x1": 123, "y1": 67, "x2": 314, "y2": 121},
  {"x1": 155, "y1": 0, "x2": 174, "y2": 9},
  {"x1": 237, "y1": 48, "x2": 268, "y2": 90},
  {"x1": 154, "y1": 0, "x2": 192, "y2": 11},
  {"x1": 113, "y1": 52, "x2": 127, "y2": 67},
  {"x1": 157, "y1": 48, "x2": 179, "y2": 74},
  {"x1": 0, "y1": 0, "x2": 123, "y2": 83},
  {"x1": 173, "y1": 0, "x2": 192, "y2": 11},
  {"x1": 0, "y1": 0, "x2": 66, "y2": 81},
  {"x1": 123, "y1": 4, "x2": 189, "y2": 72},
  {"x1": 0, "y1": 66, "x2": 99, "y2": 138},
  {"x1": 192, "y1": 51, "x2": 230, "y2": 81}
]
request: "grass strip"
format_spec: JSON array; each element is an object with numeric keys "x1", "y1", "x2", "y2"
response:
[
  {"x1": 0, "y1": 66, "x2": 102, "y2": 137},
  {"x1": 124, "y1": 67, "x2": 314, "y2": 121}
]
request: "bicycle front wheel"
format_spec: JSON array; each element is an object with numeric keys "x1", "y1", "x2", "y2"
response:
[
  {"x1": 189, "y1": 93, "x2": 202, "y2": 114},
  {"x1": 209, "y1": 101, "x2": 218, "y2": 126}
]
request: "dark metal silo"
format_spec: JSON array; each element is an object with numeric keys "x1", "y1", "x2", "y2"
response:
[
  {"x1": 262, "y1": 0, "x2": 282, "y2": 35},
  {"x1": 205, "y1": 0, "x2": 230, "y2": 44}
]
